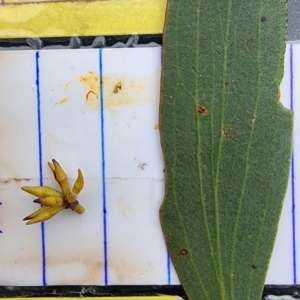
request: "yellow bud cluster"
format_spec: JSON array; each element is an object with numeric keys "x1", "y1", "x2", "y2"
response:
[{"x1": 22, "y1": 159, "x2": 85, "y2": 225}]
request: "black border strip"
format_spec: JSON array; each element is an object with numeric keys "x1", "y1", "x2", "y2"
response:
[
  {"x1": 0, "y1": 35, "x2": 162, "y2": 50},
  {"x1": 0, "y1": 286, "x2": 187, "y2": 298},
  {"x1": 0, "y1": 285, "x2": 300, "y2": 299}
]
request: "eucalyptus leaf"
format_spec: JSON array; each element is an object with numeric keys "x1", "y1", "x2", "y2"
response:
[{"x1": 159, "y1": 1, "x2": 293, "y2": 299}]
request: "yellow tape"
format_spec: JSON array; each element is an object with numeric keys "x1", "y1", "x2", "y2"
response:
[
  {"x1": 5, "y1": 298, "x2": 178, "y2": 300},
  {"x1": 0, "y1": 0, "x2": 167, "y2": 38}
]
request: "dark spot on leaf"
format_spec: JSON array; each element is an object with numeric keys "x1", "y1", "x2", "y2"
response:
[
  {"x1": 198, "y1": 105, "x2": 207, "y2": 114},
  {"x1": 261, "y1": 16, "x2": 267, "y2": 22},
  {"x1": 225, "y1": 82, "x2": 229, "y2": 87},
  {"x1": 252, "y1": 264, "x2": 257, "y2": 269},
  {"x1": 180, "y1": 248, "x2": 188, "y2": 256},
  {"x1": 222, "y1": 126, "x2": 230, "y2": 140}
]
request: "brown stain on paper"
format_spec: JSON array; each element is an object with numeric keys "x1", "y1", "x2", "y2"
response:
[
  {"x1": 7, "y1": 250, "x2": 104, "y2": 286},
  {"x1": 116, "y1": 196, "x2": 134, "y2": 218},
  {"x1": 80, "y1": 71, "x2": 100, "y2": 109},
  {"x1": 104, "y1": 77, "x2": 148, "y2": 108},
  {"x1": 12, "y1": 241, "x2": 146, "y2": 285},
  {"x1": 64, "y1": 82, "x2": 71, "y2": 91},
  {"x1": 75, "y1": 69, "x2": 158, "y2": 110},
  {"x1": 47, "y1": 256, "x2": 103, "y2": 284},
  {"x1": 59, "y1": 98, "x2": 68, "y2": 105},
  {"x1": 0, "y1": 161, "x2": 24, "y2": 183},
  {"x1": 108, "y1": 250, "x2": 154, "y2": 284},
  {"x1": 113, "y1": 81, "x2": 122, "y2": 94},
  {"x1": 0, "y1": 178, "x2": 31, "y2": 185}
]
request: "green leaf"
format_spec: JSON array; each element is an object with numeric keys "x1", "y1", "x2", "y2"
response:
[{"x1": 159, "y1": 1, "x2": 293, "y2": 299}]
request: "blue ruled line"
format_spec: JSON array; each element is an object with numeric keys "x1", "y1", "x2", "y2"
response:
[
  {"x1": 36, "y1": 51, "x2": 47, "y2": 286},
  {"x1": 290, "y1": 44, "x2": 296, "y2": 284},
  {"x1": 99, "y1": 49, "x2": 108, "y2": 285}
]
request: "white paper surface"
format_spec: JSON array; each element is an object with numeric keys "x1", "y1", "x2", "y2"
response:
[{"x1": 0, "y1": 45, "x2": 298, "y2": 286}]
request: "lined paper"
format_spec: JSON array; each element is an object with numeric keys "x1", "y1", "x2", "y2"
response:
[{"x1": 0, "y1": 45, "x2": 298, "y2": 286}]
